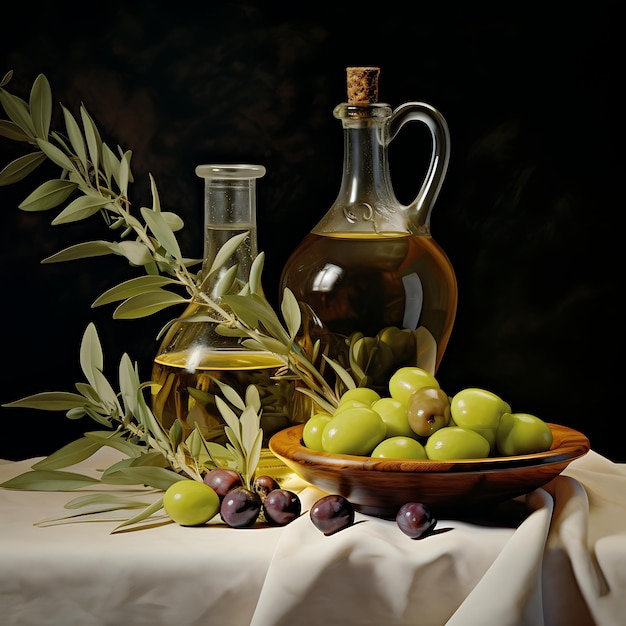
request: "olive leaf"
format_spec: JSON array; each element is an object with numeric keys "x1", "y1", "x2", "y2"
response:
[
  {"x1": 281, "y1": 287, "x2": 301, "y2": 341},
  {"x1": 112, "y1": 290, "x2": 189, "y2": 319},
  {"x1": 0, "y1": 470, "x2": 101, "y2": 491},
  {"x1": 35, "y1": 138, "x2": 76, "y2": 172},
  {"x1": 0, "y1": 119, "x2": 31, "y2": 142},
  {"x1": 51, "y1": 193, "x2": 111, "y2": 224},
  {"x1": 29, "y1": 73, "x2": 52, "y2": 139},
  {"x1": 0, "y1": 152, "x2": 47, "y2": 186},
  {"x1": 18, "y1": 179, "x2": 78, "y2": 212},
  {"x1": 140, "y1": 206, "x2": 181, "y2": 260},
  {"x1": 100, "y1": 466, "x2": 183, "y2": 490},
  {"x1": 80, "y1": 104, "x2": 102, "y2": 175},
  {"x1": 92, "y1": 275, "x2": 180, "y2": 307},
  {"x1": 112, "y1": 496, "x2": 165, "y2": 533},
  {"x1": 32, "y1": 437, "x2": 106, "y2": 470},
  {"x1": 208, "y1": 230, "x2": 248, "y2": 275},
  {"x1": 118, "y1": 150, "x2": 131, "y2": 196},
  {"x1": 61, "y1": 104, "x2": 88, "y2": 172},
  {"x1": 249, "y1": 251, "x2": 264, "y2": 294},
  {"x1": 83, "y1": 431, "x2": 145, "y2": 458},
  {"x1": 2, "y1": 391, "x2": 87, "y2": 411},
  {"x1": 65, "y1": 493, "x2": 155, "y2": 510},
  {"x1": 0, "y1": 88, "x2": 36, "y2": 137}
]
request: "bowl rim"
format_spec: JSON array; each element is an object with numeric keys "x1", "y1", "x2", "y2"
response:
[{"x1": 269, "y1": 422, "x2": 590, "y2": 474}]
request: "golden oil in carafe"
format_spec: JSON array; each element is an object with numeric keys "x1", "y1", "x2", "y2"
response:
[
  {"x1": 279, "y1": 231, "x2": 457, "y2": 374},
  {"x1": 151, "y1": 350, "x2": 303, "y2": 447}
]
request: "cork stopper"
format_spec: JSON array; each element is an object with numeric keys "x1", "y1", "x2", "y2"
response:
[{"x1": 346, "y1": 66, "x2": 380, "y2": 105}]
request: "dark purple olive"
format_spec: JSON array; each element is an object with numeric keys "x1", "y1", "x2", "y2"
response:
[
  {"x1": 203, "y1": 468, "x2": 243, "y2": 499},
  {"x1": 263, "y1": 489, "x2": 301, "y2": 526},
  {"x1": 310, "y1": 495, "x2": 355, "y2": 535},
  {"x1": 220, "y1": 486, "x2": 261, "y2": 528},
  {"x1": 253, "y1": 474, "x2": 280, "y2": 501},
  {"x1": 395, "y1": 502, "x2": 437, "y2": 539}
]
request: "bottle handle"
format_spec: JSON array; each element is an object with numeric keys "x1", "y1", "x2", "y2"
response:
[{"x1": 387, "y1": 102, "x2": 451, "y2": 230}]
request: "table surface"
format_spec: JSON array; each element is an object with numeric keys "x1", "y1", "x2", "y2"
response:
[{"x1": 1, "y1": 447, "x2": 625, "y2": 626}]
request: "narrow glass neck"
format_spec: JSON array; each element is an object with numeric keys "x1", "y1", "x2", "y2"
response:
[
  {"x1": 337, "y1": 121, "x2": 395, "y2": 207},
  {"x1": 195, "y1": 164, "x2": 265, "y2": 295},
  {"x1": 312, "y1": 105, "x2": 406, "y2": 235}
]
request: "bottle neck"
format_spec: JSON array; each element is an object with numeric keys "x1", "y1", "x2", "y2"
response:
[
  {"x1": 313, "y1": 105, "x2": 408, "y2": 235},
  {"x1": 195, "y1": 165, "x2": 265, "y2": 298}
]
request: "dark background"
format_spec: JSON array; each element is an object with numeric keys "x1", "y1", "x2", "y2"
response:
[{"x1": 0, "y1": 2, "x2": 622, "y2": 462}]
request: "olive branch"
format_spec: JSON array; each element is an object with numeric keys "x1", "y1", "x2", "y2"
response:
[{"x1": 0, "y1": 70, "x2": 355, "y2": 530}]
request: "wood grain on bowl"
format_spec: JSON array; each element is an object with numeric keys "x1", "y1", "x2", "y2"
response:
[{"x1": 269, "y1": 424, "x2": 590, "y2": 518}]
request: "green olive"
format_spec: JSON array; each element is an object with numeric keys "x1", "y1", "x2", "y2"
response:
[
  {"x1": 371, "y1": 397, "x2": 416, "y2": 438},
  {"x1": 371, "y1": 436, "x2": 427, "y2": 459},
  {"x1": 163, "y1": 480, "x2": 220, "y2": 526},
  {"x1": 388, "y1": 366, "x2": 440, "y2": 405},
  {"x1": 322, "y1": 407, "x2": 387, "y2": 456},
  {"x1": 496, "y1": 412, "x2": 553, "y2": 456},
  {"x1": 339, "y1": 387, "x2": 382, "y2": 406},
  {"x1": 425, "y1": 426, "x2": 491, "y2": 460},
  {"x1": 377, "y1": 326, "x2": 417, "y2": 364},
  {"x1": 303, "y1": 413, "x2": 332, "y2": 451}
]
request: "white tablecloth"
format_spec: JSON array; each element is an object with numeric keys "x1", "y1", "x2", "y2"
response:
[{"x1": 1, "y1": 448, "x2": 624, "y2": 625}]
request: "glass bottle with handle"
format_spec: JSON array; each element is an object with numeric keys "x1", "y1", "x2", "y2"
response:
[{"x1": 279, "y1": 67, "x2": 457, "y2": 387}]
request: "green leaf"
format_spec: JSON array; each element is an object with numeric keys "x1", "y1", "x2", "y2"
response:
[
  {"x1": 18, "y1": 179, "x2": 78, "y2": 211},
  {"x1": 0, "y1": 470, "x2": 100, "y2": 491},
  {"x1": 101, "y1": 466, "x2": 183, "y2": 490},
  {"x1": 214, "y1": 264, "x2": 238, "y2": 296},
  {"x1": 41, "y1": 240, "x2": 118, "y2": 263},
  {"x1": 61, "y1": 104, "x2": 88, "y2": 173},
  {"x1": 101, "y1": 143, "x2": 120, "y2": 186},
  {"x1": 113, "y1": 290, "x2": 188, "y2": 319},
  {"x1": 35, "y1": 138, "x2": 75, "y2": 172},
  {"x1": 51, "y1": 194, "x2": 110, "y2": 224},
  {"x1": 0, "y1": 152, "x2": 46, "y2": 186},
  {"x1": 80, "y1": 323, "x2": 104, "y2": 388},
  {"x1": 113, "y1": 241, "x2": 155, "y2": 266},
  {"x1": 118, "y1": 150, "x2": 131, "y2": 195},
  {"x1": 168, "y1": 419, "x2": 183, "y2": 449},
  {"x1": 281, "y1": 288, "x2": 301, "y2": 340},
  {"x1": 64, "y1": 493, "x2": 152, "y2": 510},
  {"x1": 0, "y1": 119, "x2": 31, "y2": 141},
  {"x1": 161, "y1": 211, "x2": 184, "y2": 232},
  {"x1": 0, "y1": 89, "x2": 36, "y2": 137},
  {"x1": 92, "y1": 275, "x2": 179, "y2": 307},
  {"x1": 215, "y1": 396, "x2": 241, "y2": 433},
  {"x1": 149, "y1": 172, "x2": 161, "y2": 212},
  {"x1": 32, "y1": 437, "x2": 105, "y2": 470},
  {"x1": 249, "y1": 251, "x2": 264, "y2": 294},
  {"x1": 225, "y1": 295, "x2": 290, "y2": 345},
  {"x1": 140, "y1": 207, "x2": 182, "y2": 260},
  {"x1": 322, "y1": 355, "x2": 356, "y2": 391},
  {"x1": 244, "y1": 385, "x2": 261, "y2": 413},
  {"x1": 112, "y1": 496, "x2": 165, "y2": 532},
  {"x1": 209, "y1": 231, "x2": 248, "y2": 275},
  {"x1": 241, "y1": 336, "x2": 290, "y2": 355},
  {"x1": 81, "y1": 105, "x2": 101, "y2": 175},
  {"x1": 118, "y1": 352, "x2": 140, "y2": 416},
  {"x1": 2, "y1": 391, "x2": 87, "y2": 411},
  {"x1": 240, "y1": 404, "x2": 261, "y2": 453},
  {"x1": 84, "y1": 430, "x2": 144, "y2": 458},
  {"x1": 211, "y1": 379, "x2": 246, "y2": 411},
  {"x1": 30, "y1": 74, "x2": 52, "y2": 138}
]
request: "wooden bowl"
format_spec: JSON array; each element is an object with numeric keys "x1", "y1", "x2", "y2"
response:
[{"x1": 269, "y1": 423, "x2": 590, "y2": 518}]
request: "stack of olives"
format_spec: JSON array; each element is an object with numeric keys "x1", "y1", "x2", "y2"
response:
[
  {"x1": 303, "y1": 367, "x2": 553, "y2": 460},
  {"x1": 163, "y1": 469, "x2": 301, "y2": 528}
]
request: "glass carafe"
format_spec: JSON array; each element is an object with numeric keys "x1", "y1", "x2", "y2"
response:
[
  {"x1": 151, "y1": 164, "x2": 299, "y2": 447},
  {"x1": 280, "y1": 67, "x2": 457, "y2": 386}
]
